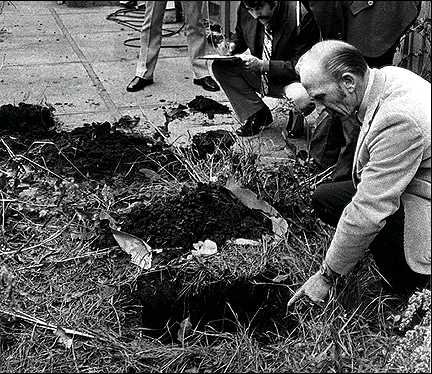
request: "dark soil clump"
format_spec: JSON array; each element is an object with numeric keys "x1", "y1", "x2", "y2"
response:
[
  {"x1": 191, "y1": 130, "x2": 235, "y2": 159},
  {"x1": 0, "y1": 102, "x2": 57, "y2": 137},
  {"x1": 187, "y1": 96, "x2": 230, "y2": 119},
  {"x1": 122, "y1": 182, "x2": 272, "y2": 251}
]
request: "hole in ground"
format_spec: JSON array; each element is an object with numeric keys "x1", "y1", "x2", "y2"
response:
[{"x1": 127, "y1": 270, "x2": 297, "y2": 343}]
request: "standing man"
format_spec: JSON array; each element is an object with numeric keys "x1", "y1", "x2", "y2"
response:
[
  {"x1": 308, "y1": 1, "x2": 421, "y2": 67},
  {"x1": 127, "y1": 1, "x2": 220, "y2": 92},
  {"x1": 307, "y1": 1, "x2": 422, "y2": 181},
  {"x1": 212, "y1": 0, "x2": 320, "y2": 136},
  {"x1": 289, "y1": 40, "x2": 431, "y2": 306}
]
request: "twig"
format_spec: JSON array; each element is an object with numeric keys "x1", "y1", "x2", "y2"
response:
[
  {"x1": 0, "y1": 308, "x2": 97, "y2": 340},
  {"x1": 298, "y1": 164, "x2": 336, "y2": 187},
  {"x1": 31, "y1": 141, "x2": 88, "y2": 180},
  {"x1": 15, "y1": 154, "x2": 66, "y2": 181},
  {"x1": 0, "y1": 54, "x2": 5, "y2": 71},
  {"x1": 17, "y1": 247, "x2": 116, "y2": 270}
]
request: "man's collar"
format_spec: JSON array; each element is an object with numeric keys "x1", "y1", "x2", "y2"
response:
[{"x1": 356, "y1": 68, "x2": 375, "y2": 124}]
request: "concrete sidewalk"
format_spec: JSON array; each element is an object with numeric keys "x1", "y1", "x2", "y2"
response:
[{"x1": 0, "y1": 1, "x2": 304, "y2": 163}]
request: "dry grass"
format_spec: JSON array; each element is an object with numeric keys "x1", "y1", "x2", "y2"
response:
[{"x1": 0, "y1": 126, "x2": 429, "y2": 373}]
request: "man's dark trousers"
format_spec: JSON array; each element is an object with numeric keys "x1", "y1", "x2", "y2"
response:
[{"x1": 312, "y1": 181, "x2": 431, "y2": 294}]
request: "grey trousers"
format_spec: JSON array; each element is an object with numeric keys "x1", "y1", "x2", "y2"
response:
[
  {"x1": 212, "y1": 60, "x2": 286, "y2": 122},
  {"x1": 136, "y1": 1, "x2": 209, "y2": 79}
]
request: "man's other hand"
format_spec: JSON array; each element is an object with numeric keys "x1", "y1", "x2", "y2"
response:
[
  {"x1": 241, "y1": 55, "x2": 265, "y2": 73},
  {"x1": 217, "y1": 41, "x2": 237, "y2": 56}
]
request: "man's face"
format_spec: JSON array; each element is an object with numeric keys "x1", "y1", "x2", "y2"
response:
[
  {"x1": 245, "y1": 2, "x2": 276, "y2": 25},
  {"x1": 300, "y1": 67, "x2": 358, "y2": 117}
]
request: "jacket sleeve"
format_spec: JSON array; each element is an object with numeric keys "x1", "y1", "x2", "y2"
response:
[
  {"x1": 268, "y1": 60, "x2": 299, "y2": 83},
  {"x1": 325, "y1": 112, "x2": 426, "y2": 275},
  {"x1": 268, "y1": 10, "x2": 319, "y2": 83},
  {"x1": 231, "y1": 4, "x2": 248, "y2": 55}
]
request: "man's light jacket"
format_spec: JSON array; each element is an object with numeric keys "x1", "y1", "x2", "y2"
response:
[{"x1": 326, "y1": 67, "x2": 431, "y2": 275}]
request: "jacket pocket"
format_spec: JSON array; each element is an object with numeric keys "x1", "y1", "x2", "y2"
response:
[{"x1": 350, "y1": 1, "x2": 374, "y2": 16}]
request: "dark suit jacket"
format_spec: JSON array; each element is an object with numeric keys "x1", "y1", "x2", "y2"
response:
[
  {"x1": 308, "y1": 1, "x2": 421, "y2": 58},
  {"x1": 231, "y1": 1, "x2": 320, "y2": 86}
]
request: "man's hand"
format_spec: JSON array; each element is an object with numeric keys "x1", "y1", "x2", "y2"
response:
[
  {"x1": 287, "y1": 271, "x2": 332, "y2": 308},
  {"x1": 241, "y1": 55, "x2": 265, "y2": 73},
  {"x1": 217, "y1": 41, "x2": 237, "y2": 56}
]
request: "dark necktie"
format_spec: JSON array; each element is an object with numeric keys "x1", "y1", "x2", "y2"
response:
[{"x1": 261, "y1": 24, "x2": 272, "y2": 96}]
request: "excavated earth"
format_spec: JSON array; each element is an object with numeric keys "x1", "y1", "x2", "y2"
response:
[
  {"x1": 1, "y1": 103, "x2": 303, "y2": 341},
  {"x1": 121, "y1": 182, "x2": 272, "y2": 251},
  {"x1": 0, "y1": 103, "x2": 185, "y2": 181}
]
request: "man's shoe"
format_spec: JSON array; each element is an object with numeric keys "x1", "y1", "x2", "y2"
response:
[
  {"x1": 193, "y1": 76, "x2": 220, "y2": 92},
  {"x1": 236, "y1": 106, "x2": 273, "y2": 137},
  {"x1": 126, "y1": 76, "x2": 154, "y2": 92}
]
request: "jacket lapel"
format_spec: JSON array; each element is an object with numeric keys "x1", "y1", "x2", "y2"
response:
[{"x1": 352, "y1": 69, "x2": 386, "y2": 183}]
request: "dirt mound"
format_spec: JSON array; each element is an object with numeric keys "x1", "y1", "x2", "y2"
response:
[
  {"x1": 122, "y1": 182, "x2": 272, "y2": 251},
  {"x1": 0, "y1": 105, "x2": 185, "y2": 181},
  {"x1": 39, "y1": 122, "x2": 183, "y2": 181}
]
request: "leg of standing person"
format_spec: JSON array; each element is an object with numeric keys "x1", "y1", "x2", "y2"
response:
[
  {"x1": 127, "y1": 1, "x2": 167, "y2": 92},
  {"x1": 181, "y1": 1, "x2": 220, "y2": 91}
]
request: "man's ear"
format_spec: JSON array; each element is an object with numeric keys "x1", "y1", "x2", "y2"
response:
[{"x1": 341, "y1": 73, "x2": 356, "y2": 93}]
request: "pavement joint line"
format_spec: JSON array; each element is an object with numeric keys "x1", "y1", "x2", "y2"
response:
[
  {"x1": 3, "y1": 55, "x2": 190, "y2": 68},
  {"x1": 49, "y1": 7, "x2": 121, "y2": 119}
]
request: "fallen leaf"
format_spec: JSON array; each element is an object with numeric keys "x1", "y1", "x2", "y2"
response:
[
  {"x1": 272, "y1": 274, "x2": 290, "y2": 283},
  {"x1": 111, "y1": 229, "x2": 152, "y2": 269},
  {"x1": 55, "y1": 327, "x2": 73, "y2": 349},
  {"x1": 225, "y1": 178, "x2": 279, "y2": 217},
  {"x1": 138, "y1": 168, "x2": 162, "y2": 182},
  {"x1": 191, "y1": 239, "x2": 217, "y2": 256},
  {"x1": 232, "y1": 238, "x2": 261, "y2": 246},
  {"x1": 271, "y1": 217, "x2": 288, "y2": 238},
  {"x1": 225, "y1": 179, "x2": 288, "y2": 237},
  {"x1": 177, "y1": 317, "x2": 192, "y2": 344}
]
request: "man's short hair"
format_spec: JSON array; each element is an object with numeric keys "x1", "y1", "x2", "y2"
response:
[
  {"x1": 321, "y1": 40, "x2": 368, "y2": 81},
  {"x1": 242, "y1": 0, "x2": 276, "y2": 9}
]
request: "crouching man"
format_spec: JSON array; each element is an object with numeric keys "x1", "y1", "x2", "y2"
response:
[
  {"x1": 212, "y1": 0, "x2": 319, "y2": 137},
  {"x1": 289, "y1": 40, "x2": 431, "y2": 307}
]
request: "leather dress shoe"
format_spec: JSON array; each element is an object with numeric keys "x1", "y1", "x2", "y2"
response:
[
  {"x1": 126, "y1": 76, "x2": 154, "y2": 92},
  {"x1": 236, "y1": 106, "x2": 273, "y2": 137},
  {"x1": 193, "y1": 76, "x2": 220, "y2": 92}
]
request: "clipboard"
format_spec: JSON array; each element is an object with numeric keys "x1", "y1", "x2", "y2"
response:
[{"x1": 197, "y1": 54, "x2": 242, "y2": 61}]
